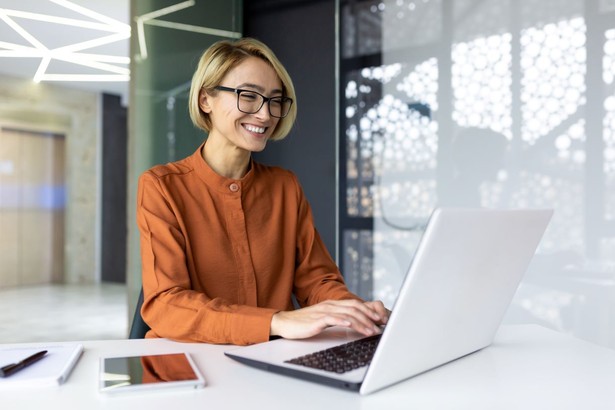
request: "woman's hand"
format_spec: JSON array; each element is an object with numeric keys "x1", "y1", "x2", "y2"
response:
[{"x1": 270, "y1": 299, "x2": 390, "y2": 340}]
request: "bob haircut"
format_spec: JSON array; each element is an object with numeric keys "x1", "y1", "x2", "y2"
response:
[{"x1": 188, "y1": 37, "x2": 297, "y2": 141}]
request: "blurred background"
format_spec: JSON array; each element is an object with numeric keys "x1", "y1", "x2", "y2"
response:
[{"x1": 0, "y1": 0, "x2": 613, "y2": 350}]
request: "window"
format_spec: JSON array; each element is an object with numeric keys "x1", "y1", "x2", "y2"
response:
[{"x1": 338, "y1": 0, "x2": 615, "y2": 348}]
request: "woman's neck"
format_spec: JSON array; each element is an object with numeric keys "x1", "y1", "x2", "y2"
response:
[{"x1": 201, "y1": 137, "x2": 251, "y2": 179}]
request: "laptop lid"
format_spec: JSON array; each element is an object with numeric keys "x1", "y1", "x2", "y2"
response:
[{"x1": 225, "y1": 208, "x2": 553, "y2": 395}]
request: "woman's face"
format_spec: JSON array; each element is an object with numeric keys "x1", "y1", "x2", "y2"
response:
[{"x1": 200, "y1": 57, "x2": 283, "y2": 153}]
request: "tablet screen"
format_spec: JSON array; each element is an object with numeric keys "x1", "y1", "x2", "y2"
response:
[{"x1": 100, "y1": 353, "x2": 205, "y2": 393}]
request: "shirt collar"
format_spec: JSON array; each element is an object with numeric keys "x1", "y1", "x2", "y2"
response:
[{"x1": 189, "y1": 142, "x2": 256, "y2": 194}]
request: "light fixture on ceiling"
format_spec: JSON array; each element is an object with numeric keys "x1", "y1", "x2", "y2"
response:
[
  {"x1": 0, "y1": 0, "x2": 244, "y2": 85},
  {"x1": 0, "y1": 0, "x2": 130, "y2": 83}
]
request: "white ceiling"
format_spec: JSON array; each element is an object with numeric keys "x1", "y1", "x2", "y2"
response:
[{"x1": 0, "y1": 0, "x2": 130, "y2": 100}]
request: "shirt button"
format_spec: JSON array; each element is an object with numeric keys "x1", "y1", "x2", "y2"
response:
[{"x1": 229, "y1": 183, "x2": 239, "y2": 192}]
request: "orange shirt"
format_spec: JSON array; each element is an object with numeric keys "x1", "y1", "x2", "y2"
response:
[{"x1": 137, "y1": 144, "x2": 360, "y2": 345}]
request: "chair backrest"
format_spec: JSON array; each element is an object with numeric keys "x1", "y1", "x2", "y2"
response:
[{"x1": 129, "y1": 287, "x2": 151, "y2": 339}]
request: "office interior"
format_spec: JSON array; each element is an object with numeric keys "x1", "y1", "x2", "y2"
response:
[{"x1": 0, "y1": 0, "x2": 614, "y2": 351}]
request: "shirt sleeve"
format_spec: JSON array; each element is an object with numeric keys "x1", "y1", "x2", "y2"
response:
[
  {"x1": 137, "y1": 171, "x2": 278, "y2": 345},
  {"x1": 289, "y1": 174, "x2": 363, "y2": 307}
]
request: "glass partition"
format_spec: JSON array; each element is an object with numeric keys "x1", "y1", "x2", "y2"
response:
[
  {"x1": 127, "y1": 0, "x2": 242, "y2": 315},
  {"x1": 130, "y1": 0, "x2": 242, "y2": 166},
  {"x1": 338, "y1": 0, "x2": 615, "y2": 349}
]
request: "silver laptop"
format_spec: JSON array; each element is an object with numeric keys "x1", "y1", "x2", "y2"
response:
[{"x1": 225, "y1": 208, "x2": 553, "y2": 395}]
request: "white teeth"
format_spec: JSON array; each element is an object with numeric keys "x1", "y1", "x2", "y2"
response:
[{"x1": 244, "y1": 124, "x2": 266, "y2": 134}]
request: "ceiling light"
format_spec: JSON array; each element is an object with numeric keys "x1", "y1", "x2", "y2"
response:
[
  {"x1": 0, "y1": 0, "x2": 244, "y2": 86},
  {"x1": 0, "y1": 0, "x2": 130, "y2": 84},
  {"x1": 40, "y1": 74, "x2": 130, "y2": 82}
]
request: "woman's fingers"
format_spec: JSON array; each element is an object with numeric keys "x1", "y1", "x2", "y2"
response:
[
  {"x1": 363, "y1": 300, "x2": 391, "y2": 324},
  {"x1": 270, "y1": 299, "x2": 390, "y2": 339},
  {"x1": 321, "y1": 300, "x2": 382, "y2": 334}
]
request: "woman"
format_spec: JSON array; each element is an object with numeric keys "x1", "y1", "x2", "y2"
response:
[{"x1": 137, "y1": 37, "x2": 389, "y2": 345}]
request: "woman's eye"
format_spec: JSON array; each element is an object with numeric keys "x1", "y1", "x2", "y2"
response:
[{"x1": 240, "y1": 92, "x2": 258, "y2": 101}]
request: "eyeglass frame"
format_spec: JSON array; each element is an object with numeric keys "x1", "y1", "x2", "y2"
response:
[{"x1": 213, "y1": 85, "x2": 293, "y2": 118}]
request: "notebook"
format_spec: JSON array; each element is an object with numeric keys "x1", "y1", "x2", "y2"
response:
[
  {"x1": 225, "y1": 208, "x2": 553, "y2": 395},
  {"x1": 0, "y1": 343, "x2": 83, "y2": 389}
]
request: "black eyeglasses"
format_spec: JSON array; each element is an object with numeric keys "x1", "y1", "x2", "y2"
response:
[{"x1": 214, "y1": 86, "x2": 293, "y2": 118}]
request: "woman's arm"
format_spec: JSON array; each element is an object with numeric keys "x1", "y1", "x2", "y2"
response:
[{"x1": 270, "y1": 174, "x2": 389, "y2": 339}]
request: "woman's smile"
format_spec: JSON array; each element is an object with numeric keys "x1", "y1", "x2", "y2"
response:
[{"x1": 243, "y1": 123, "x2": 267, "y2": 134}]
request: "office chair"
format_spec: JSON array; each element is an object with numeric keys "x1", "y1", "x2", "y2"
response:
[{"x1": 129, "y1": 287, "x2": 151, "y2": 339}]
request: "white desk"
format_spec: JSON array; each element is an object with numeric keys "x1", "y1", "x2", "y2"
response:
[{"x1": 2, "y1": 325, "x2": 614, "y2": 410}]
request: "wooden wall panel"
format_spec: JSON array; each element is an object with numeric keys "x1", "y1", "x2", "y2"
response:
[{"x1": 0, "y1": 128, "x2": 65, "y2": 288}]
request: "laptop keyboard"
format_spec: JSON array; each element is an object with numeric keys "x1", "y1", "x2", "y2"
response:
[{"x1": 285, "y1": 334, "x2": 382, "y2": 374}]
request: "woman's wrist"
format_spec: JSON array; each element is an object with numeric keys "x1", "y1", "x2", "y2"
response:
[{"x1": 270, "y1": 311, "x2": 283, "y2": 336}]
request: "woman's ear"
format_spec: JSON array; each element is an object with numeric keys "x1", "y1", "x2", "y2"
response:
[{"x1": 199, "y1": 89, "x2": 212, "y2": 113}]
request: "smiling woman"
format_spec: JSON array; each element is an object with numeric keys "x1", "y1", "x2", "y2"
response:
[
  {"x1": 196, "y1": 55, "x2": 289, "y2": 160},
  {"x1": 187, "y1": 38, "x2": 297, "y2": 144},
  {"x1": 136, "y1": 37, "x2": 389, "y2": 346}
]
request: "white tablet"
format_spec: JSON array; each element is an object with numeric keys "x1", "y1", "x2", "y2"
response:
[{"x1": 99, "y1": 353, "x2": 206, "y2": 394}]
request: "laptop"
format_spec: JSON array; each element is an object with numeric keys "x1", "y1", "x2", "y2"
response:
[{"x1": 225, "y1": 208, "x2": 553, "y2": 395}]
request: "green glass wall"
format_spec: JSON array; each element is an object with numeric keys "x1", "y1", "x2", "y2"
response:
[{"x1": 127, "y1": 0, "x2": 242, "y2": 317}]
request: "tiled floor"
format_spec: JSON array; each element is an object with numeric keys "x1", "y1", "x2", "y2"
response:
[{"x1": 0, "y1": 283, "x2": 128, "y2": 343}]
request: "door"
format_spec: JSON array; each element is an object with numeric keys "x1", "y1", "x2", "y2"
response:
[{"x1": 0, "y1": 127, "x2": 65, "y2": 287}]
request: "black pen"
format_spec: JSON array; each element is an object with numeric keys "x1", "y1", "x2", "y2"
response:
[{"x1": 0, "y1": 350, "x2": 48, "y2": 377}]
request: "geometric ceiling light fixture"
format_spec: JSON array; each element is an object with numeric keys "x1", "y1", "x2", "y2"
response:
[
  {"x1": 135, "y1": 0, "x2": 241, "y2": 61},
  {"x1": 0, "y1": 0, "x2": 130, "y2": 83}
]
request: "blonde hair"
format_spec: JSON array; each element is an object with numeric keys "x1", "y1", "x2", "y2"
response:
[{"x1": 188, "y1": 37, "x2": 297, "y2": 141}]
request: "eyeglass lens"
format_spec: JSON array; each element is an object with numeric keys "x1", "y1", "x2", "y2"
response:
[{"x1": 237, "y1": 90, "x2": 291, "y2": 118}]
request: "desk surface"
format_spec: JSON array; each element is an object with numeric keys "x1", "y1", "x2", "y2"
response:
[{"x1": 2, "y1": 325, "x2": 614, "y2": 410}]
